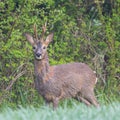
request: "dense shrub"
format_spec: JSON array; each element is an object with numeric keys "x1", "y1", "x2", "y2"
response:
[{"x1": 0, "y1": 0, "x2": 120, "y2": 107}]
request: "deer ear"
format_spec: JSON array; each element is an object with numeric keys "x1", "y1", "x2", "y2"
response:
[
  {"x1": 45, "y1": 33, "x2": 54, "y2": 45},
  {"x1": 25, "y1": 33, "x2": 35, "y2": 46}
]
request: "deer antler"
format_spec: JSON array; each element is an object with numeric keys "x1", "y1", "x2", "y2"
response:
[
  {"x1": 34, "y1": 23, "x2": 38, "y2": 40},
  {"x1": 41, "y1": 22, "x2": 47, "y2": 40}
]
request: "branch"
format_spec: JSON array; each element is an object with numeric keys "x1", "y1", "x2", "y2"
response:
[{"x1": 5, "y1": 70, "x2": 26, "y2": 91}]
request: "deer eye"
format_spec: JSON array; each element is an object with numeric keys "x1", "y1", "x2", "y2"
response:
[
  {"x1": 43, "y1": 46, "x2": 46, "y2": 49},
  {"x1": 33, "y1": 46, "x2": 36, "y2": 50}
]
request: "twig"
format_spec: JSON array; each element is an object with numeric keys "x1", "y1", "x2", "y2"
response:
[{"x1": 5, "y1": 70, "x2": 26, "y2": 91}]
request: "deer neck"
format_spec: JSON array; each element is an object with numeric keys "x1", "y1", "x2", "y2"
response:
[{"x1": 34, "y1": 53, "x2": 49, "y2": 83}]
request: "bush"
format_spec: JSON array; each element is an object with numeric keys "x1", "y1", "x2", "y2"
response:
[{"x1": 0, "y1": 0, "x2": 120, "y2": 107}]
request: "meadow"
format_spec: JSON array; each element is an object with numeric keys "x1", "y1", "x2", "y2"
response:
[{"x1": 0, "y1": 102, "x2": 120, "y2": 120}]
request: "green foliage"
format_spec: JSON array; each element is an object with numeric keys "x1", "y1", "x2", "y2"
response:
[{"x1": 0, "y1": 0, "x2": 120, "y2": 107}]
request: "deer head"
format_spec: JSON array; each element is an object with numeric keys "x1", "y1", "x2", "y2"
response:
[{"x1": 25, "y1": 23, "x2": 54, "y2": 60}]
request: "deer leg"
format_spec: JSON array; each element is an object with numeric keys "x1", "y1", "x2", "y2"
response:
[
  {"x1": 53, "y1": 98, "x2": 59, "y2": 110},
  {"x1": 76, "y1": 96, "x2": 91, "y2": 106},
  {"x1": 45, "y1": 100, "x2": 51, "y2": 107},
  {"x1": 83, "y1": 92, "x2": 99, "y2": 107},
  {"x1": 53, "y1": 89, "x2": 64, "y2": 110}
]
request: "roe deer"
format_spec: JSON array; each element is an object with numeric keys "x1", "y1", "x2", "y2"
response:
[{"x1": 25, "y1": 24, "x2": 99, "y2": 109}]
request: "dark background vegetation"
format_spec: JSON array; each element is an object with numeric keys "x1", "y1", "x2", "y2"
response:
[{"x1": 0, "y1": 0, "x2": 120, "y2": 107}]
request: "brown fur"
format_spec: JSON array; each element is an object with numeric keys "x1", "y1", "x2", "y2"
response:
[{"x1": 25, "y1": 30, "x2": 99, "y2": 109}]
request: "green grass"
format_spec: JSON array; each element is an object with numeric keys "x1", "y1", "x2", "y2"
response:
[{"x1": 0, "y1": 102, "x2": 120, "y2": 120}]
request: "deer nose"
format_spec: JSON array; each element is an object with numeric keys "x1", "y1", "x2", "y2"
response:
[{"x1": 36, "y1": 53, "x2": 41, "y2": 57}]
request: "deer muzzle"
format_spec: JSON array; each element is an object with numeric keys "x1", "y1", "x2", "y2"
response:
[{"x1": 35, "y1": 53, "x2": 42, "y2": 60}]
